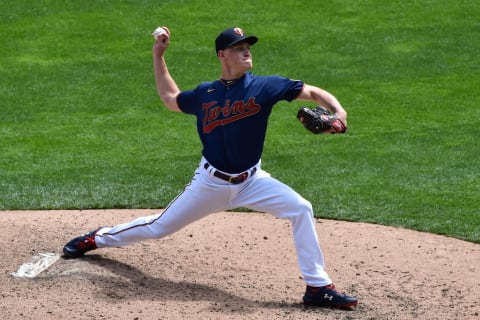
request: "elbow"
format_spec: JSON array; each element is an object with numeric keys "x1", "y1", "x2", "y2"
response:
[{"x1": 161, "y1": 93, "x2": 181, "y2": 112}]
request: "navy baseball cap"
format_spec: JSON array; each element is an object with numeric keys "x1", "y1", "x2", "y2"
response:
[{"x1": 215, "y1": 27, "x2": 258, "y2": 54}]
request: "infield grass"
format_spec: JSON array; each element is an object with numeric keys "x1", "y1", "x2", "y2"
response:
[{"x1": 0, "y1": 0, "x2": 478, "y2": 243}]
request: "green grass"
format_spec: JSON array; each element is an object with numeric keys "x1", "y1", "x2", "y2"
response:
[{"x1": 1, "y1": 0, "x2": 479, "y2": 243}]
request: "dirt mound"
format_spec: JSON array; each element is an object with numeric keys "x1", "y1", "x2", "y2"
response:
[{"x1": 1, "y1": 210, "x2": 479, "y2": 319}]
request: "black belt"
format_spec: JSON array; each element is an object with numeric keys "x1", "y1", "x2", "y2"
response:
[{"x1": 204, "y1": 163, "x2": 257, "y2": 184}]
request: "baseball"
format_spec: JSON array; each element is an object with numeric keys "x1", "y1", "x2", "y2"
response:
[{"x1": 152, "y1": 27, "x2": 167, "y2": 40}]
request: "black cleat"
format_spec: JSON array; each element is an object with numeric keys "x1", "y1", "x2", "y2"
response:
[
  {"x1": 303, "y1": 284, "x2": 358, "y2": 309},
  {"x1": 63, "y1": 228, "x2": 102, "y2": 258}
]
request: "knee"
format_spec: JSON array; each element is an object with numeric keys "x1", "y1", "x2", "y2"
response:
[
  {"x1": 294, "y1": 197, "x2": 314, "y2": 217},
  {"x1": 286, "y1": 198, "x2": 315, "y2": 227}
]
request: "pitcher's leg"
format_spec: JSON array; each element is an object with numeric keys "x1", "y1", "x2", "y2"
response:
[
  {"x1": 95, "y1": 198, "x2": 202, "y2": 248},
  {"x1": 233, "y1": 171, "x2": 332, "y2": 287},
  {"x1": 287, "y1": 199, "x2": 332, "y2": 287},
  {"x1": 63, "y1": 162, "x2": 231, "y2": 258},
  {"x1": 96, "y1": 207, "x2": 204, "y2": 248},
  {"x1": 96, "y1": 175, "x2": 230, "y2": 248}
]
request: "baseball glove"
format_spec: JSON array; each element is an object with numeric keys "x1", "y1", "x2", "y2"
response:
[{"x1": 297, "y1": 106, "x2": 347, "y2": 134}]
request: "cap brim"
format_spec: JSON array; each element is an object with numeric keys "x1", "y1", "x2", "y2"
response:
[{"x1": 226, "y1": 36, "x2": 258, "y2": 49}]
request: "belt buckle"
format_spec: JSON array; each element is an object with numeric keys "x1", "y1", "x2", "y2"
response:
[{"x1": 229, "y1": 172, "x2": 248, "y2": 184}]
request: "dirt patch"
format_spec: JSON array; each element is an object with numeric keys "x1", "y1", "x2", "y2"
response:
[{"x1": 1, "y1": 210, "x2": 479, "y2": 320}]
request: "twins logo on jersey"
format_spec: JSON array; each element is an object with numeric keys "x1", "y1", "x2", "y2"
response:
[{"x1": 202, "y1": 97, "x2": 261, "y2": 133}]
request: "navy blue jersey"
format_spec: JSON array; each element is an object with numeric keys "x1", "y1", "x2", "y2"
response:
[{"x1": 177, "y1": 72, "x2": 304, "y2": 173}]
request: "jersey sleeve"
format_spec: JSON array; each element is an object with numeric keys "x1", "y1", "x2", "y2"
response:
[
  {"x1": 267, "y1": 76, "x2": 304, "y2": 102},
  {"x1": 177, "y1": 82, "x2": 215, "y2": 114},
  {"x1": 177, "y1": 89, "x2": 198, "y2": 114}
]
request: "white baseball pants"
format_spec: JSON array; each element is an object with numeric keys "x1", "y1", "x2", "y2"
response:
[{"x1": 95, "y1": 157, "x2": 332, "y2": 287}]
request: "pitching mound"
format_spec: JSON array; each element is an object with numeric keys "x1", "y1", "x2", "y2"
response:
[{"x1": 1, "y1": 210, "x2": 479, "y2": 320}]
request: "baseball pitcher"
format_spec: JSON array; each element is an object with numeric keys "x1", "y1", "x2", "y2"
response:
[{"x1": 63, "y1": 26, "x2": 357, "y2": 309}]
